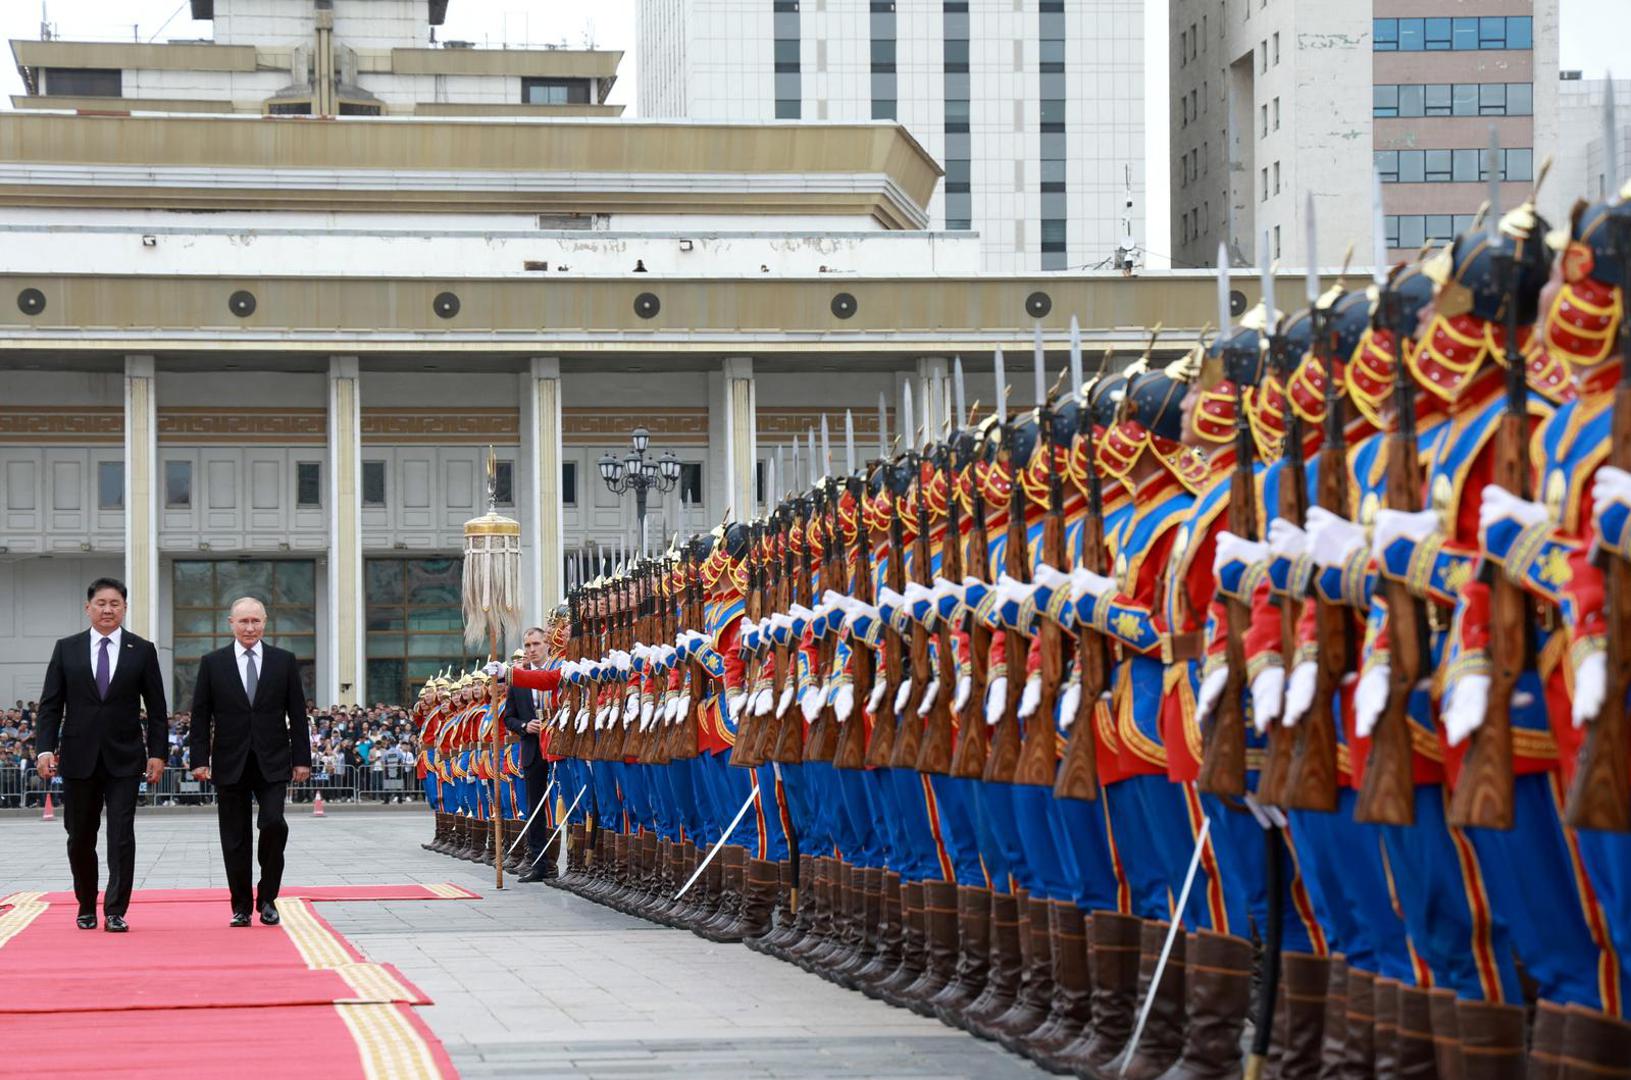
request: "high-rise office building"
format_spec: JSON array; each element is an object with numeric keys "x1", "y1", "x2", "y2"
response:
[
  {"x1": 638, "y1": 0, "x2": 1147, "y2": 273},
  {"x1": 1169, "y1": 0, "x2": 1559, "y2": 268}
]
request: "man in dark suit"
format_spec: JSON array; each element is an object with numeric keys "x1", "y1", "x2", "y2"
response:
[
  {"x1": 189, "y1": 596, "x2": 311, "y2": 927},
  {"x1": 34, "y1": 577, "x2": 169, "y2": 932},
  {"x1": 504, "y1": 625, "x2": 556, "y2": 881}
]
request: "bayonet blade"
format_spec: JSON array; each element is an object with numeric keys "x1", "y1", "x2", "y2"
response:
[
  {"x1": 994, "y1": 347, "x2": 1008, "y2": 424},
  {"x1": 845, "y1": 409, "x2": 857, "y2": 475},
  {"x1": 1486, "y1": 124, "x2": 1502, "y2": 242},
  {"x1": 1069, "y1": 316, "x2": 1083, "y2": 397},
  {"x1": 954, "y1": 355, "x2": 967, "y2": 425},
  {"x1": 1305, "y1": 192, "x2": 1320, "y2": 304},
  {"x1": 1217, "y1": 241, "x2": 1232, "y2": 334}
]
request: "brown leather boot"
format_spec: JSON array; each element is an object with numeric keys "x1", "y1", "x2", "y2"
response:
[
  {"x1": 1454, "y1": 999, "x2": 1524, "y2": 1080},
  {"x1": 898, "y1": 880, "x2": 960, "y2": 1013},
  {"x1": 767, "y1": 854, "x2": 816, "y2": 959},
  {"x1": 832, "y1": 867, "x2": 884, "y2": 984},
  {"x1": 1147, "y1": 930, "x2": 1252, "y2": 1080},
  {"x1": 788, "y1": 857, "x2": 834, "y2": 965},
  {"x1": 954, "y1": 891, "x2": 1025, "y2": 1033},
  {"x1": 1268, "y1": 952, "x2": 1330, "y2": 1080},
  {"x1": 1317, "y1": 955, "x2": 1348, "y2": 1076},
  {"x1": 1037, "y1": 910, "x2": 1143, "y2": 1076},
  {"x1": 811, "y1": 862, "x2": 859, "y2": 975},
  {"x1": 747, "y1": 859, "x2": 798, "y2": 954},
  {"x1": 987, "y1": 896, "x2": 1057, "y2": 1047},
  {"x1": 1558, "y1": 1004, "x2": 1631, "y2": 1079},
  {"x1": 1429, "y1": 988, "x2": 1463, "y2": 1080},
  {"x1": 738, "y1": 857, "x2": 778, "y2": 941},
  {"x1": 927, "y1": 886, "x2": 994, "y2": 1019},
  {"x1": 1019, "y1": 902, "x2": 1092, "y2": 1061},
  {"x1": 1373, "y1": 978, "x2": 1401, "y2": 1078},
  {"x1": 1340, "y1": 968, "x2": 1376, "y2": 1079},
  {"x1": 699, "y1": 847, "x2": 748, "y2": 941},
  {"x1": 1396, "y1": 984, "x2": 1437, "y2": 1078},
  {"x1": 875, "y1": 882, "x2": 928, "y2": 1004},
  {"x1": 1526, "y1": 1000, "x2": 1567, "y2": 1080},
  {"x1": 424, "y1": 811, "x2": 443, "y2": 851},
  {"x1": 855, "y1": 872, "x2": 904, "y2": 988},
  {"x1": 1107, "y1": 920, "x2": 1188, "y2": 1080}
]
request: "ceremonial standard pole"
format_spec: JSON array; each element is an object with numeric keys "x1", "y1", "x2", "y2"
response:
[{"x1": 463, "y1": 447, "x2": 523, "y2": 889}]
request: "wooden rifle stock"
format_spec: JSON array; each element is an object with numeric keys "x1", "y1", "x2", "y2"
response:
[
  {"x1": 772, "y1": 500, "x2": 813, "y2": 765},
  {"x1": 1258, "y1": 333, "x2": 1302, "y2": 805},
  {"x1": 1448, "y1": 257, "x2": 1527, "y2": 831},
  {"x1": 949, "y1": 463, "x2": 994, "y2": 779},
  {"x1": 730, "y1": 529, "x2": 766, "y2": 768},
  {"x1": 806, "y1": 492, "x2": 844, "y2": 761},
  {"x1": 891, "y1": 465, "x2": 932, "y2": 769},
  {"x1": 834, "y1": 476, "x2": 875, "y2": 771},
  {"x1": 1198, "y1": 381, "x2": 1255, "y2": 797},
  {"x1": 674, "y1": 556, "x2": 702, "y2": 761},
  {"x1": 864, "y1": 481, "x2": 906, "y2": 770},
  {"x1": 917, "y1": 449, "x2": 962, "y2": 775},
  {"x1": 1567, "y1": 221, "x2": 1631, "y2": 831},
  {"x1": 751, "y1": 517, "x2": 789, "y2": 764},
  {"x1": 1055, "y1": 457, "x2": 1105, "y2": 801},
  {"x1": 983, "y1": 450, "x2": 1029, "y2": 785},
  {"x1": 1016, "y1": 433, "x2": 1067, "y2": 786}
]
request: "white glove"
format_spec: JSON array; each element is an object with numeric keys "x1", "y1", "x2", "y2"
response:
[
  {"x1": 776, "y1": 683, "x2": 796, "y2": 719},
  {"x1": 483, "y1": 661, "x2": 507, "y2": 678},
  {"x1": 893, "y1": 677, "x2": 914, "y2": 715},
  {"x1": 865, "y1": 678, "x2": 889, "y2": 717},
  {"x1": 726, "y1": 692, "x2": 746, "y2": 723},
  {"x1": 623, "y1": 694, "x2": 640, "y2": 723},
  {"x1": 1573, "y1": 649, "x2": 1607, "y2": 729},
  {"x1": 1267, "y1": 517, "x2": 1309, "y2": 560},
  {"x1": 1354, "y1": 665, "x2": 1389, "y2": 739},
  {"x1": 1213, "y1": 531, "x2": 1269, "y2": 579},
  {"x1": 832, "y1": 683, "x2": 855, "y2": 724},
  {"x1": 1282, "y1": 660, "x2": 1317, "y2": 728},
  {"x1": 1070, "y1": 568, "x2": 1117, "y2": 602},
  {"x1": 640, "y1": 698, "x2": 655, "y2": 730},
  {"x1": 1250, "y1": 666, "x2": 1285, "y2": 733},
  {"x1": 1479, "y1": 484, "x2": 1549, "y2": 536},
  {"x1": 800, "y1": 686, "x2": 824, "y2": 724},
  {"x1": 752, "y1": 686, "x2": 774, "y2": 717},
  {"x1": 1590, "y1": 466, "x2": 1631, "y2": 548},
  {"x1": 677, "y1": 693, "x2": 692, "y2": 723},
  {"x1": 1059, "y1": 681, "x2": 1081, "y2": 730},
  {"x1": 1033, "y1": 563, "x2": 1071, "y2": 593},
  {"x1": 917, "y1": 678, "x2": 940, "y2": 717},
  {"x1": 663, "y1": 693, "x2": 679, "y2": 724},
  {"x1": 1306, "y1": 507, "x2": 1368, "y2": 569},
  {"x1": 1443, "y1": 674, "x2": 1489, "y2": 747},
  {"x1": 984, "y1": 675, "x2": 1009, "y2": 726},
  {"x1": 1017, "y1": 674, "x2": 1042, "y2": 719},
  {"x1": 1371, "y1": 508, "x2": 1440, "y2": 561},
  {"x1": 574, "y1": 707, "x2": 590, "y2": 732},
  {"x1": 952, "y1": 673, "x2": 972, "y2": 714},
  {"x1": 1195, "y1": 665, "x2": 1228, "y2": 726}
]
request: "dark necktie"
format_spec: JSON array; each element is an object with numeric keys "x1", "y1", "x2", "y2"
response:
[
  {"x1": 244, "y1": 650, "x2": 258, "y2": 702},
  {"x1": 96, "y1": 636, "x2": 111, "y2": 699}
]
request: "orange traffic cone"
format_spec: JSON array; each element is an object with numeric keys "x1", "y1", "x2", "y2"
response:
[
  {"x1": 312, "y1": 792, "x2": 326, "y2": 817},
  {"x1": 42, "y1": 793, "x2": 55, "y2": 821}
]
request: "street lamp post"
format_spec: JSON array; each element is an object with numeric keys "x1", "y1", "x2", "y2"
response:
[{"x1": 597, "y1": 425, "x2": 681, "y2": 556}]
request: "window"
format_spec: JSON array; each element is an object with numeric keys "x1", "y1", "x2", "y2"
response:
[
  {"x1": 1424, "y1": 150, "x2": 1452, "y2": 183},
  {"x1": 362, "y1": 461, "x2": 386, "y2": 507},
  {"x1": 1375, "y1": 16, "x2": 1531, "y2": 52},
  {"x1": 679, "y1": 463, "x2": 704, "y2": 505},
  {"x1": 1274, "y1": 226, "x2": 1282, "y2": 259},
  {"x1": 1374, "y1": 19, "x2": 1398, "y2": 50},
  {"x1": 297, "y1": 462, "x2": 322, "y2": 508},
  {"x1": 1453, "y1": 17, "x2": 1479, "y2": 50},
  {"x1": 947, "y1": 38, "x2": 973, "y2": 73},
  {"x1": 1424, "y1": 83, "x2": 1453, "y2": 116},
  {"x1": 775, "y1": 99, "x2": 801, "y2": 119},
  {"x1": 338, "y1": 102, "x2": 381, "y2": 116},
  {"x1": 1375, "y1": 85, "x2": 1399, "y2": 117},
  {"x1": 1398, "y1": 18, "x2": 1424, "y2": 51},
  {"x1": 364, "y1": 558, "x2": 469, "y2": 708},
  {"x1": 1260, "y1": 103, "x2": 1268, "y2": 137},
  {"x1": 44, "y1": 68, "x2": 121, "y2": 97},
  {"x1": 1398, "y1": 84, "x2": 1425, "y2": 117},
  {"x1": 1261, "y1": 40, "x2": 1268, "y2": 73},
  {"x1": 1479, "y1": 83, "x2": 1508, "y2": 115},
  {"x1": 1424, "y1": 17, "x2": 1452, "y2": 50},
  {"x1": 1453, "y1": 148, "x2": 1481, "y2": 183},
  {"x1": 1375, "y1": 82, "x2": 1534, "y2": 119},
  {"x1": 1273, "y1": 161, "x2": 1280, "y2": 194},
  {"x1": 756, "y1": 460, "x2": 768, "y2": 505},
  {"x1": 1273, "y1": 97, "x2": 1280, "y2": 130},
  {"x1": 1272, "y1": 32, "x2": 1280, "y2": 64},
  {"x1": 1041, "y1": 219, "x2": 1068, "y2": 252},
  {"x1": 1379, "y1": 147, "x2": 1536, "y2": 184},
  {"x1": 521, "y1": 78, "x2": 590, "y2": 105},
  {"x1": 173, "y1": 559, "x2": 317, "y2": 710},
  {"x1": 164, "y1": 460, "x2": 192, "y2": 509},
  {"x1": 1503, "y1": 148, "x2": 1533, "y2": 183},
  {"x1": 946, "y1": 158, "x2": 972, "y2": 193},
  {"x1": 266, "y1": 100, "x2": 311, "y2": 115},
  {"x1": 774, "y1": 0, "x2": 802, "y2": 119},
  {"x1": 872, "y1": 99, "x2": 897, "y2": 120},
  {"x1": 98, "y1": 461, "x2": 124, "y2": 510},
  {"x1": 1375, "y1": 150, "x2": 1400, "y2": 183},
  {"x1": 1507, "y1": 83, "x2": 1532, "y2": 115},
  {"x1": 1261, "y1": 167, "x2": 1269, "y2": 200},
  {"x1": 562, "y1": 461, "x2": 578, "y2": 507},
  {"x1": 494, "y1": 460, "x2": 515, "y2": 507}
]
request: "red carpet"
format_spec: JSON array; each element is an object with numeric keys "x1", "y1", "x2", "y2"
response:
[
  {"x1": 0, "y1": 886, "x2": 466, "y2": 1078},
  {"x1": 35, "y1": 881, "x2": 481, "y2": 905}
]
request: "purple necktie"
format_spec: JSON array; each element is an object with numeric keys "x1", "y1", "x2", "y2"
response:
[{"x1": 96, "y1": 636, "x2": 111, "y2": 699}]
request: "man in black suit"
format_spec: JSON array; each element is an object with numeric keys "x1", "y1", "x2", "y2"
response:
[
  {"x1": 34, "y1": 577, "x2": 169, "y2": 932},
  {"x1": 503, "y1": 625, "x2": 555, "y2": 881},
  {"x1": 188, "y1": 596, "x2": 311, "y2": 927}
]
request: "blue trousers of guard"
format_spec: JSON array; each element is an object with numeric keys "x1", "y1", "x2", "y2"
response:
[
  {"x1": 776, "y1": 762, "x2": 812, "y2": 850},
  {"x1": 1467, "y1": 771, "x2": 1625, "y2": 1011},
  {"x1": 1012, "y1": 783, "x2": 1074, "y2": 900},
  {"x1": 753, "y1": 761, "x2": 793, "y2": 863},
  {"x1": 591, "y1": 761, "x2": 624, "y2": 832},
  {"x1": 928, "y1": 773, "x2": 987, "y2": 886},
  {"x1": 836, "y1": 767, "x2": 887, "y2": 866},
  {"x1": 1050, "y1": 792, "x2": 1121, "y2": 912},
  {"x1": 971, "y1": 780, "x2": 1027, "y2": 895},
  {"x1": 1288, "y1": 791, "x2": 1412, "y2": 981},
  {"x1": 1381, "y1": 785, "x2": 1522, "y2": 1003},
  {"x1": 865, "y1": 768, "x2": 911, "y2": 874},
  {"x1": 701, "y1": 751, "x2": 758, "y2": 848},
  {"x1": 801, "y1": 760, "x2": 847, "y2": 858},
  {"x1": 1132, "y1": 776, "x2": 1245, "y2": 933},
  {"x1": 888, "y1": 767, "x2": 945, "y2": 882},
  {"x1": 1105, "y1": 778, "x2": 1183, "y2": 924},
  {"x1": 560, "y1": 760, "x2": 593, "y2": 824},
  {"x1": 1208, "y1": 795, "x2": 1321, "y2": 956}
]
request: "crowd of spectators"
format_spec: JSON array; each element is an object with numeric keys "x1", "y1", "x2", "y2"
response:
[{"x1": 1, "y1": 699, "x2": 421, "y2": 808}]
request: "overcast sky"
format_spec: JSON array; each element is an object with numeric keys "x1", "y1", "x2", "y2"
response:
[{"x1": 2, "y1": 0, "x2": 1624, "y2": 114}]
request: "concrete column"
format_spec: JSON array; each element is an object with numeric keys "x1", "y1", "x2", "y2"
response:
[
  {"x1": 521, "y1": 358, "x2": 565, "y2": 615},
  {"x1": 122, "y1": 355, "x2": 158, "y2": 639},
  {"x1": 326, "y1": 356, "x2": 363, "y2": 706},
  {"x1": 721, "y1": 357, "x2": 756, "y2": 523}
]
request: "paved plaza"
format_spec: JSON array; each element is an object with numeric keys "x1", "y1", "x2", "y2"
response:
[{"x1": 1, "y1": 808, "x2": 1047, "y2": 1079}]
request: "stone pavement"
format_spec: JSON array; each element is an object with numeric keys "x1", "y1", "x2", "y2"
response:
[{"x1": 1, "y1": 809, "x2": 1047, "y2": 1078}]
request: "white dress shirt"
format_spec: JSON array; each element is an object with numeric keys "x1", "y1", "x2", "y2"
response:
[
  {"x1": 236, "y1": 640, "x2": 264, "y2": 698},
  {"x1": 90, "y1": 625, "x2": 123, "y2": 681}
]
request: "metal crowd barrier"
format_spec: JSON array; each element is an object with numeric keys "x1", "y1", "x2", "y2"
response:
[{"x1": 1, "y1": 761, "x2": 426, "y2": 809}]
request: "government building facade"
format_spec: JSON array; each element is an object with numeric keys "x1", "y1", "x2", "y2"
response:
[{"x1": 1, "y1": 0, "x2": 1254, "y2": 709}]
